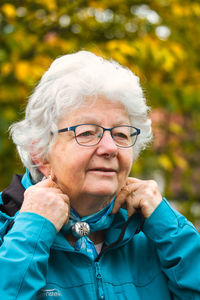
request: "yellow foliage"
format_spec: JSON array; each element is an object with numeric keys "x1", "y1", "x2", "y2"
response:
[
  {"x1": 162, "y1": 53, "x2": 176, "y2": 72},
  {"x1": 133, "y1": 37, "x2": 174, "y2": 71},
  {"x1": 0, "y1": 85, "x2": 27, "y2": 103},
  {"x1": 133, "y1": 37, "x2": 186, "y2": 72},
  {"x1": 107, "y1": 40, "x2": 137, "y2": 56},
  {"x1": 169, "y1": 122, "x2": 183, "y2": 134},
  {"x1": 1, "y1": 63, "x2": 12, "y2": 75},
  {"x1": 112, "y1": 51, "x2": 128, "y2": 66},
  {"x1": 13, "y1": 30, "x2": 38, "y2": 48},
  {"x1": 2, "y1": 3, "x2": 16, "y2": 18},
  {"x1": 14, "y1": 57, "x2": 52, "y2": 84},
  {"x1": 33, "y1": 56, "x2": 51, "y2": 69},
  {"x1": 133, "y1": 39, "x2": 148, "y2": 59},
  {"x1": 3, "y1": 108, "x2": 17, "y2": 121},
  {"x1": 46, "y1": 0, "x2": 57, "y2": 11},
  {"x1": 89, "y1": 46, "x2": 106, "y2": 58},
  {"x1": 171, "y1": 43, "x2": 185, "y2": 60},
  {"x1": 89, "y1": 1, "x2": 107, "y2": 9},
  {"x1": 106, "y1": 40, "x2": 120, "y2": 51},
  {"x1": 151, "y1": 41, "x2": 177, "y2": 71},
  {"x1": 192, "y1": 70, "x2": 200, "y2": 85},
  {"x1": 120, "y1": 43, "x2": 137, "y2": 56},
  {"x1": 173, "y1": 154, "x2": 188, "y2": 170},
  {"x1": 172, "y1": 4, "x2": 184, "y2": 16},
  {"x1": 173, "y1": 3, "x2": 200, "y2": 17},
  {"x1": 172, "y1": 4, "x2": 192, "y2": 17},
  {"x1": 32, "y1": 56, "x2": 52, "y2": 79},
  {"x1": 192, "y1": 3, "x2": 200, "y2": 16},
  {"x1": 34, "y1": 0, "x2": 57, "y2": 11},
  {"x1": 15, "y1": 61, "x2": 31, "y2": 81},
  {"x1": 159, "y1": 154, "x2": 173, "y2": 171}
]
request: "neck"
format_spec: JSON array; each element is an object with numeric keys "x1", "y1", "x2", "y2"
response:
[{"x1": 70, "y1": 194, "x2": 114, "y2": 217}]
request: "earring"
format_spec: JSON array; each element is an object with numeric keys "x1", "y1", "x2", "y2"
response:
[{"x1": 48, "y1": 169, "x2": 53, "y2": 180}]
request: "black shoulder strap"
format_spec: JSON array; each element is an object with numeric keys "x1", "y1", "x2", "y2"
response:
[{"x1": 0, "y1": 174, "x2": 25, "y2": 217}]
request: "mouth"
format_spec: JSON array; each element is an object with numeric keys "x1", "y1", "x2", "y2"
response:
[
  {"x1": 89, "y1": 167, "x2": 116, "y2": 172},
  {"x1": 88, "y1": 168, "x2": 117, "y2": 175}
]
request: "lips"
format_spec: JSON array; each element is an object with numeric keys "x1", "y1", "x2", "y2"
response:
[{"x1": 88, "y1": 167, "x2": 117, "y2": 172}]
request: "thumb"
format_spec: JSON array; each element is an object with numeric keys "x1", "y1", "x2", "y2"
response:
[{"x1": 126, "y1": 177, "x2": 142, "y2": 184}]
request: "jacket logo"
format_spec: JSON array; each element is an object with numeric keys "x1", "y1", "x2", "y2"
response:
[{"x1": 37, "y1": 288, "x2": 62, "y2": 298}]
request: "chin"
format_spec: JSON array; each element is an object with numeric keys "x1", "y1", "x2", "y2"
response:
[
  {"x1": 83, "y1": 180, "x2": 119, "y2": 198},
  {"x1": 89, "y1": 188, "x2": 117, "y2": 198}
]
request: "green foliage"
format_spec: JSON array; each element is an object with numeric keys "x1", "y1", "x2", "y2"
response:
[{"x1": 0, "y1": 0, "x2": 200, "y2": 227}]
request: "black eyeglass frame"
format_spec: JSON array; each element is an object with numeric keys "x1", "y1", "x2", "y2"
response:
[{"x1": 58, "y1": 124, "x2": 141, "y2": 148}]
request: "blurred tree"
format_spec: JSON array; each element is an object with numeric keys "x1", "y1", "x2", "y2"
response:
[{"x1": 0, "y1": 0, "x2": 200, "y2": 226}]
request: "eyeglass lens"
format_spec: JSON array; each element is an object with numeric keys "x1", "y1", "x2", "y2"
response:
[{"x1": 75, "y1": 124, "x2": 138, "y2": 147}]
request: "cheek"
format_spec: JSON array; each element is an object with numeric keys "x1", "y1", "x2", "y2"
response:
[
  {"x1": 117, "y1": 152, "x2": 133, "y2": 191},
  {"x1": 52, "y1": 144, "x2": 92, "y2": 180},
  {"x1": 121, "y1": 151, "x2": 133, "y2": 174}
]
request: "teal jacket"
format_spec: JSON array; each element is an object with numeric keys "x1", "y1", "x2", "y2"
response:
[{"x1": 0, "y1": 174, "x2": 200, "y2": 299}]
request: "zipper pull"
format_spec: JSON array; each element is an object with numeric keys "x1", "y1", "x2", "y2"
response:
[{"x1": 95, "y1": 262, "x2": 105, "y2": 300}]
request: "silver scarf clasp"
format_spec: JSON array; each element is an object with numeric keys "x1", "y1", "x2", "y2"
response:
[{"x1": 71, "y1": 222, "x2": 90, "y2": 238}]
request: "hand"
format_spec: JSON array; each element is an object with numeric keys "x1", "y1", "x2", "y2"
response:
[
  {"x1": 20, "y1": 178, "x2": 70, "y2": 232},
  {"x1": 112, "y1": 177, "x2": 162, "y2": 218}
]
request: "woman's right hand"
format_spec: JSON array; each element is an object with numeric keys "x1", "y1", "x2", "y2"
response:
[{"x1": 20, "y1": 178, "x2": 70, "y2": 232}]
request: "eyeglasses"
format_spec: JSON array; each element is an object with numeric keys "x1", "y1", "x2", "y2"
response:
[{"x1": 58, "y1": 124, "x2": 140, "y2": 148}]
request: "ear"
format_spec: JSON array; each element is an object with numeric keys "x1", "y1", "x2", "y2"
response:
[{"x1": 30, "y1": 152, "x2": 51, "y2": 179}]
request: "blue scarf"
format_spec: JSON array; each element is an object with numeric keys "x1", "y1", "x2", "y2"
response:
[
  {"x1": 22, "y1": 169, "x2": 115, "y2": 260},
  {"x1": 62, "y1": 200, "x2": 115, "y2": 260}
]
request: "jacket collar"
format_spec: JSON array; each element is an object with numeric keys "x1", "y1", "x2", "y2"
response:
[
  {"x1": 52, "y1": 211, "x2": 142, "y2": 258},
  {"x1": 0, "y1": 169, "x2": 35, "y2": 217},
  {"x1": 0, "y1": 174, "x2": 25, "y2": 216},
  {"x1": 1, "y1": 172, "x2": 143, "y2": 250}
]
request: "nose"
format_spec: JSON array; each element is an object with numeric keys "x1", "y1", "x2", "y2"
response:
[{"x1": 96, "y1": 130, "x2": 118, "y2": 157}]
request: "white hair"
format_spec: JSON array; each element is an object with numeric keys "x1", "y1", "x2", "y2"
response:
[{"x1": 10, "y1": 51, "x2": 152, "y2": 182}]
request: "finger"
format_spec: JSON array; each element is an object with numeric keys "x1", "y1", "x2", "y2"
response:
[
  {"x1": 34, "y1": 178, "x2": 61, "y2": 190},
  {"x1": 64, "y1": 212, "x2": 70, "y2": 224},
  {"x1": 112, "y1": 200, "x2": 122, "y2": 214},
  {"x1": 112, "y1": 188, "x2": 129, "y2": 214},
  {"x1": 112, "y1": 178, "x2": 145, "y2": 214},
  {"x1": 61, "y1": 194, "x2": 70, "y2": 205},
  {"x1": 126, "y1": 177, "x2": 144, "y2": 184},
  {"x1": 123, "y1": 182, "x2": 144, "y2": 194},
  {"x1": 112, "y1": 183, "x2": 139, "y2": 214},
  {"x1": 126, "y1": 195, "x2": 138, "y2": 217},
  {"x1": 42, "y1": 187, "x2": 66, "y2": 194},
  {"x1": 54, "y1": 193, "x2": 70, "y2": 206}
]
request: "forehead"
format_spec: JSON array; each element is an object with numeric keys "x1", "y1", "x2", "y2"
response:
[{"x1": 59, "y1": 96, "x2": 130, "y2": 126}]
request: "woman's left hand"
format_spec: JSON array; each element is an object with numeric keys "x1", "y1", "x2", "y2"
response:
[{"x1": 112, "y1": 177, "x2": 162, "y2": 218}]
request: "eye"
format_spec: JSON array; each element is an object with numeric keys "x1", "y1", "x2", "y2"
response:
[
  {"x1": 113, "y1": 132, "x2": 129, "y2": 140},
  {"x1": 77, "y1": 130, "x2": 96, "y2": 137}
]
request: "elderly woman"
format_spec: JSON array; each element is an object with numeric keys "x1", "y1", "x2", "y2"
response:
[{"x1": 0, "y1": 51, "x2": 200, "y2": 300}]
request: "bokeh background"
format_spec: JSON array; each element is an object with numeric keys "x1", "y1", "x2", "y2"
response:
[{"x1": 0, "y1": 0, "x2": 200, "y2": 228}]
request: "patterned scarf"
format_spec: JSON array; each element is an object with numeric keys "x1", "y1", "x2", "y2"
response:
[{"x1": 62, "y1": 199, "x2": 115, "y2": 260}]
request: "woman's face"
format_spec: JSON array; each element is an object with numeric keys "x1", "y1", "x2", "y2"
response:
[{"x1": 46, "y1": 96, "x2": 133, "y2": 214}]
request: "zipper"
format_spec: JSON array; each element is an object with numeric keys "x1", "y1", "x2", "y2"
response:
[{"x1": 95, "y1": 262, "x2": 105, "y2": 300}]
